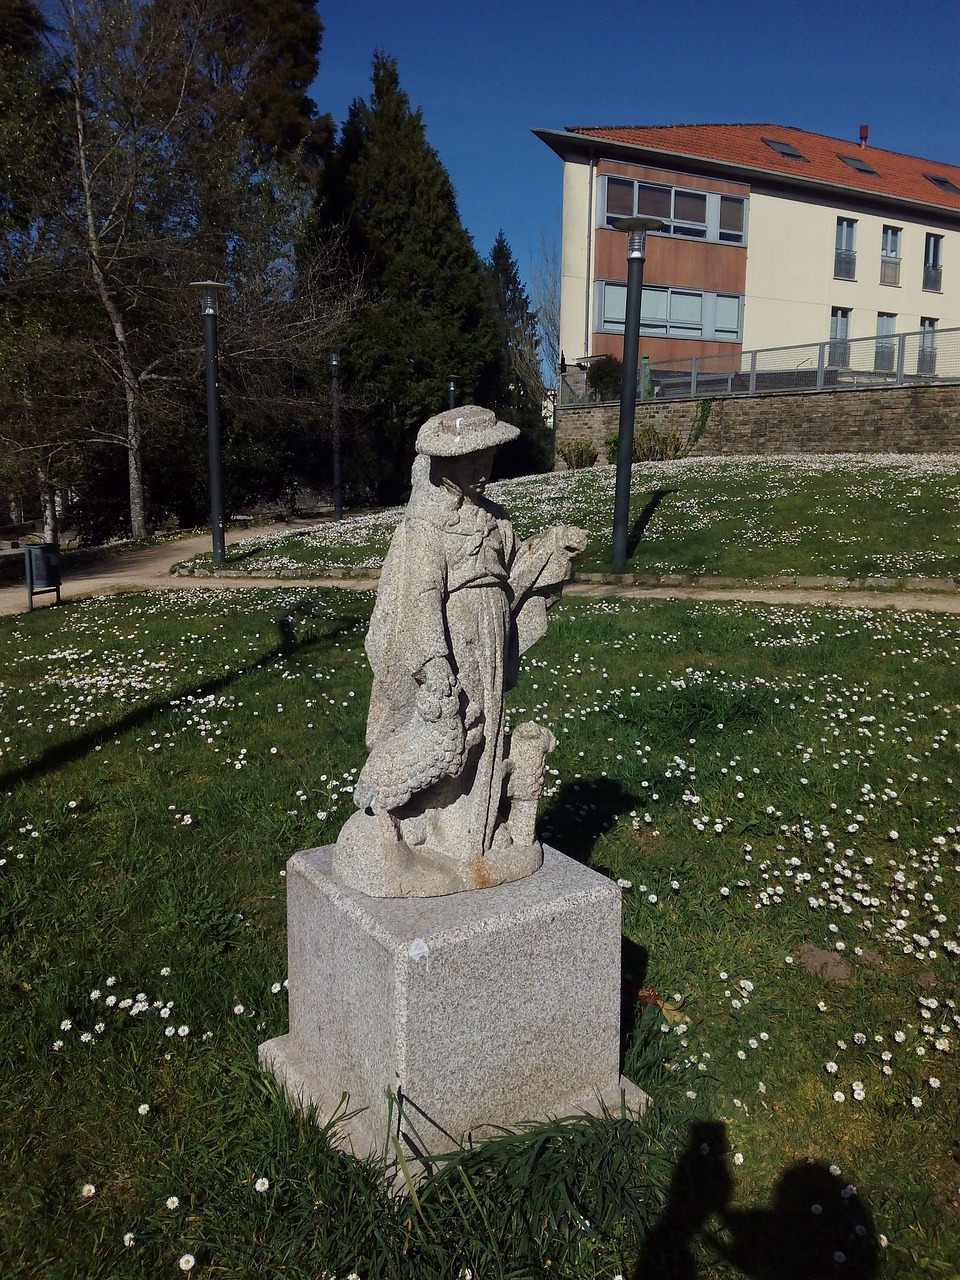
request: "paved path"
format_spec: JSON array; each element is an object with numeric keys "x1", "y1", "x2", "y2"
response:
[{"x1": 4, "y1": 526, "x2": 960, "y2": 617}]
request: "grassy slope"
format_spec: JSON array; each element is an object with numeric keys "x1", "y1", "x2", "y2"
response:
[{"x1": 177, "y1": 456, "x2": 960, "y2": 582}]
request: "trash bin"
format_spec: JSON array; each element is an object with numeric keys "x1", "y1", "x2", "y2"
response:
[{"x1": 24, "y1": 542, "x2": 62, "y2": 609}]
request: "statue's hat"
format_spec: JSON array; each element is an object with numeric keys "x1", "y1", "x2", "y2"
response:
[{"x1": 415, "y1": 405, "x2": 519, "y2": 457}]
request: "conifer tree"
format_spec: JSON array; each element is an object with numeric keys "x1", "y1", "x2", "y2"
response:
[
  {"x1": 315, "y1": 52, "x2": 503, "y2": 501},
  {"x1": 483, "y1": 229, "x2": 549, "y2": 475}
]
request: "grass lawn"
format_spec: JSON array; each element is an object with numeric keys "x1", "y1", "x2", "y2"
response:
[
  {"x1": 176, "y1": 454, "x2": 960, "y2": 583},
  {"x1": 1, "y1": 587, "x2": 959, "y2": 1277}
]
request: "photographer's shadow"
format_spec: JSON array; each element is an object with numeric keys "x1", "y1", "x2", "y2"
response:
[{"x1": 634, "y1": 1122, "x2": 881, "y2": 1280}]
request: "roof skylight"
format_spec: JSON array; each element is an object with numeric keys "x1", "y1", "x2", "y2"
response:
[
  {"x1": 925, "y1": 173, "x2": 960, "y2": 195},
  {"x1": 838, "y1": 153, "x2": 880, "y2": 175},
  {"x1": 762, "y1": 136, "x2": 808, "y2": 161}
]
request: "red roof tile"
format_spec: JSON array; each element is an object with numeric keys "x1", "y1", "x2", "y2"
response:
[{"x1": 563, "y1": 123, "x2": 960, "y2": 212}]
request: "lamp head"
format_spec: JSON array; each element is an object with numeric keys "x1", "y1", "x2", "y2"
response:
[
  {"x1": 189, "y1": 280, "x2": 229, "y2": 315},
  {"x1": 609, "y1": 216, "x2": 665, "y2": 260}
]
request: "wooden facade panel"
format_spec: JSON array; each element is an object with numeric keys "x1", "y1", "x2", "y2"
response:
[
  {"x1": 592, "y1": 333, "x2": 741, "y2": 363},
  {"x1": 594, "y1": 228, "x2": 747, "y2": 293}
]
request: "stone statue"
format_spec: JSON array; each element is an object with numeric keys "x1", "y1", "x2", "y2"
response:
[{"x1": 331, "y1": 406, "x2": 587, "y2": 897}]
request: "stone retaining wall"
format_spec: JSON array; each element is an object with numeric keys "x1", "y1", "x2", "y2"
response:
[{"x1": 556, "y1": 383, "x2": 960, "y2": 464}]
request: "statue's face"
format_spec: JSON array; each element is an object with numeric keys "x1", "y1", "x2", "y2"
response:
[{"x1": 437, "y1": 447, "x2": 496, "y2": 496}]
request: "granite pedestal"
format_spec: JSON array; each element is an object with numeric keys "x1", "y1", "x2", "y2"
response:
[{"x1": 258, "y1": 844, "x2": 646, "y2": 1159}]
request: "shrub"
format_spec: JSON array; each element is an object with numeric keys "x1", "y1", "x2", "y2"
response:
[
  {"x1": 603, "y1": 400, "x2": 715, "y2": 464},
  {"x1": 604, "y1": 425, "x2": 685, "y2": 463},
  {"x1": 586, "y1": 355, "x2": 623, "y2": 401},
  {"x1": 557, "y1": 438, "x2": 599, "y2": 470}
]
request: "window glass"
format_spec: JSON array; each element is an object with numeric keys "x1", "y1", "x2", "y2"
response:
[
  {"x1": 670, "y1": 291, "x2": 702, "y2": 324},
  {"x1": 674, "y1": 191, "x2": 707, "y2": 224},
  {"x1": 925, "y1": 173, "x2": 960, "y2": 195},
  {"x1": 715, "y1": 294, "x2": 740, "y2": 336},
  {"x1": 838, "y1": 153, "x2": 879, "y2": 175},
  {"x1": 636, "y1": 184, "x2": 671, "y2": 218},
  {"x1": 836, "y1": 218, "x2": 856, "y2": 251},
  {"x1": 925, "y1": 234, "x2": 942, "y2": 267},
  {"x1": 606, "y1": 178, "x2": 634, "y2": 219},
  {"x1": 603, "y1": 283, "x2": 627, "y2": 325},
  {"x1": 640, "y1": 288, "x2": 668, "y2": 321},
  {"x1": 762, "y1": 137, "x2": 808, "y2": 161},
  {"x1": 830, "y1": 307, "x2": 850, "y2": 340},
  {"x1": 719, "y1": 197, "x2": 744, "y2": 233},
  {"x1": 881, "y1": 226, "x2": 901, "y2": 257}
]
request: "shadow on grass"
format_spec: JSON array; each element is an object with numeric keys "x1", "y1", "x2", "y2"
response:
[
  {"x1": 0, "y1": 607, "x2": 366, "y2": 793},
  {"x1": 627, "y1": 488, "x2": 678, "y2": 561},
  {"x1": 222, "y1": 528, "x2": 314, "y2": 566},
  {"x1": 633, "y1": 1120, "x2": 882, "y2": 1279},
  {"x1": 540, "y1": 776, "x2": 639, "y2": 866}
]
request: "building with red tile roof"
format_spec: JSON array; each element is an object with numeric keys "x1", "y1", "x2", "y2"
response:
[{"x1": 534, "y1": 123, "x2": 960, "y2": 378}]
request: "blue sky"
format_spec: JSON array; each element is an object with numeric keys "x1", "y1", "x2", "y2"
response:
[{"x1": 315, "y1": 0, "x2": 960, "y2": 291}]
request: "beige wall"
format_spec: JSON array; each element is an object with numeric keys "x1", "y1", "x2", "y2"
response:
[
  {"x1": 559, "y1": 155, "x2": 594, "y2": 363},
  {"x1": 742, "y1": 189, "x2": 960, "y2": 351}
]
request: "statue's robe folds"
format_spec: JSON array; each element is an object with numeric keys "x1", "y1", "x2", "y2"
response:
[{"x1": 363, "y1": 486, "x2": 564, "y2": 864}]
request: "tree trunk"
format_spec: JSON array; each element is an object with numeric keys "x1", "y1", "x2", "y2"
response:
[
  {"x1": 39, "y1": 474, "x2": 59, "y2": 543},
  {"x1": 72, "y1": 61, "x2": 149, "y2": 539}
]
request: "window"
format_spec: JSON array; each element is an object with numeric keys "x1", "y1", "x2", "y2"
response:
[
  {"x1": 925, "y1": 173, "x2": 960, "y2": 195},
  {"x1": 635, "y1": 183, "x2": 672, "y2": 220},
  {"x1": 924, "y1": 233, "x2": 943, "y2": 291},
  {"x1": 605, "y1": 177, "x2": 634, "y2": 219},
  {"x1": 762, "y1": 137, "x2": 808, "y2": 161},
  {"x1": 835, "y1": 218, "x2": 856, "y2": 278},
  {"x1": 719, "y1": 197, "x2": 745, "y2": 243},
  {"x1": 829, "y1": 307, "x2": 851, "y2": 366},
  {"x1": 919, "y1": 317, "x2": 938, "y2": 375},
  {"x1": 880, "y1": 225, "x2": 901, "y2": 285},
  {"x1": 602, "y1": 176, "x2": 746, "y2": 244},
  {"x1": 598, "y1": 282, "x2": 742, "y2": 342},
  {"x1": 714, "y1": 294, "x2": 742, "y2": 340},
  {"x1": 839, "y1": 153, "x2": 879, "y2": 176},
  {"x1": 875, "y1": 312, "x2": 896, "y2": 372}
]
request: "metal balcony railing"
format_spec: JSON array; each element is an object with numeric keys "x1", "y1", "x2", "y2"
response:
[
  {"x1": 880, "y1": 257, "x2": 901, "y2": 286},
  {"x1": 558, "y1": 325, "x2": 960, "y2": 406},
  {"x1": 834, "y1": 249, "x2": 856, "y2": 279},
  {"x1": 923, "y1": 263, "x2": 943, "y2": 292}
]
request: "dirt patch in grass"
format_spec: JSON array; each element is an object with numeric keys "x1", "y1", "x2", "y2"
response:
[{"x1": 798, "y1": 943, "x2": 851, "y2": 983}]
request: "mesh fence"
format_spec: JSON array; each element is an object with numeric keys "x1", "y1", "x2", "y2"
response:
[{"x1": 558, "y1": 327, "x2": 960, "y2": 405}]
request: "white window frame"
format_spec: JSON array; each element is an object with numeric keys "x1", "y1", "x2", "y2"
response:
[
  {"x1": 875, "y1": 312, "x2": 897, "y2": 370},
  {"x1": 924, "y1": 234, "x2": 943, "y2": 292},
  {"x1": 835, "y1": 218, "x2": 857, "y2": 279},
  {"x1": 880, "y1": 225, "x2": 902, "y2": 286},
  {"x1": 919, "y1": 316, "x2": 938, "y2": 374},
  {"x1": 829, "y1": 307, "x2": 851, "y2": 366}
]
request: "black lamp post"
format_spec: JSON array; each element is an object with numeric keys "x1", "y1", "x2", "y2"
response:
[
  {"x1": 447, "y1": 374, "x2": 458, "y2": 410},
  {"x1": 609, "y1": 216, "x2": 663, "y2": 569},
  {"x1": 189, "y1": 280, "x2": 229, "y2": 567},
  {"x1": 330, "y1": 351, "x2": 342, "y2": 523}
]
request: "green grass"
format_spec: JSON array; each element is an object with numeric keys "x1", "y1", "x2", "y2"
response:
[
  {"x1": 177, "y1": 455, "x2": 960, "y2": 583},
  {"x1": 2, "y1": 587, "x2": 960, "y2": 1276}
]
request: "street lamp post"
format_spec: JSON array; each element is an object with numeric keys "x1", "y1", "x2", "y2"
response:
[
  {"x1": 330, "y1": 351, "x2": 342, "y2": 523},
  {"x1": 189, "y1": 280, "x2": 229, "y2": 567},
  {"x1": 609, "y1": 216, "x2": 663, "y2": 569}
]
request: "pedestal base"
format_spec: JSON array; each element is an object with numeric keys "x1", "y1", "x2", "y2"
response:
[{"x1": 259, "y1": 844, "x2": 647, "y2": 1159}]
